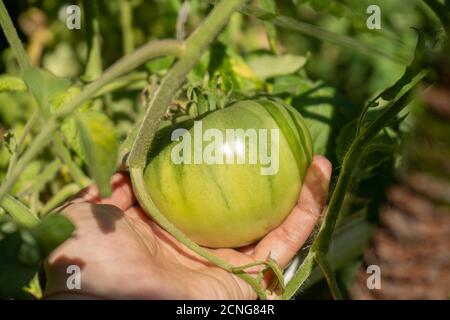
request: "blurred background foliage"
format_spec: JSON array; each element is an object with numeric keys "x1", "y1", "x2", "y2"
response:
[{"x1": 0, "y1": 0, "x2": 444, "y2": 299}]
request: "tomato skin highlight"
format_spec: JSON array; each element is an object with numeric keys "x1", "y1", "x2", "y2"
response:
[{"x1": 144, "y1": 98, "x2": 313, "y2": 248}]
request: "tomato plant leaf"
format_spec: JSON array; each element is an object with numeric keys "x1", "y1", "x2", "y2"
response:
[
  {"x1": 247, "y1": 54, "x2": 308, "y2": 80},
  {"x1": 357, "y1": 31, "x2": 427, "y2": 133},
  {"x1": 0, "y1": 74, "x2": 26, "y2": 92},
  {"x1": 0, "y1": 214, "x2": 74, "y2": 298},
  {"x1": 22, "y1": 68, "x2": 71, "y2": 115},
  {"x1": 380, "y1": 30, "x2": 425, "y2": 101},
  {"x1": 0, "y1": 229, "x2": 39, "y2": 298},
  {"x1": 76, "y1": 111, "x2": 118, "y2": 197},
  {"x1": 31, "y1": 214, "x2": 75, "y2": 257},
  {"x1": 273, "y1": 76, "x2": 357, "y2": 157}
]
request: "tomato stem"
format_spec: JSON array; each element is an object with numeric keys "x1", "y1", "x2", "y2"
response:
[
  {"x1": 0, "y1": 39, "x2": 184, "y2": 203},
  {"x1": 0, "y1": 0, "x2": 31, "y2": 71},
  {"x1": 283, "y1": 71, "x2": 429, "y2": 299},
  {"x1": 127, "y1": 0, "x2": 278, "y2": 299},
  {"x1": 82, "y1": 0, "x2": 103, "y2": 81}
]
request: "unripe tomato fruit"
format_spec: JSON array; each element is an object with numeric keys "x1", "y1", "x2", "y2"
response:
[{"x1": 144, "y1": 98, "x2": 313, "y2": 248}]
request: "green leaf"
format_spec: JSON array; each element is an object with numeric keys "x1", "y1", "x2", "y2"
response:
[
  {"x1": 76, "y1": 111, "x2": 118, "y2": 197},
  {"x1": 22, "y1": 67, "x2": 71, "y2": 114},
  {"x1": 50, "y1": 87, "x2": 92, "y2": 163},
  {"x1": 31, "y1": 214, "x2": 75, "y2": 257},
  {"x1": 0, "y1": 229, "x2": 39, "y2": 298},
  {"x1": 273, "y1": 76, "x2": 357, "y2": 157},
  {"x1": 247, "y1": 54, "x2": 308, "y2": 80},
  {"x1": 0, "y1": 215, "x2": 74, "y2": 298},
  {"x1": 380, "y1": 30, "x2": 425, "y2": 101},
  {"x1": 259, "y1": 0, "x2": 278, "y2": 53},
  {"x1": 145, "y1": 56, "x2": 175, "y2": 75},
  {"x1": 0, "y1": 74, "x2": 26, "y2": 92}
]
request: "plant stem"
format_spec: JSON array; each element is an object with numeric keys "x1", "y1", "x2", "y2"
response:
[
  {"x1": 40, "y1": 183, "x2": 79, "y2": 215},
  {"x1": 5, "y1": 110, "x2": 38, "y2": 179},
  {"x1": 0, "y1": 0, "x2": 31, "y2": 71},
  {"x1": 120, "y1": 0, "x2": 134, "y2": 55},
  {"x1": 52, "y1": 135, "x2": 90, "y2": 187},
  {"x1": 0, "y1": 194, "x2": 39, "y2": 227},
  {"x1": 284, "y1": 73, "x2": 428, "y2": 299},
  {"x1": 131, "y1": 168, "x2": 266, "y2": 299},
  {"x1": 18, "y1": 159, "x2": 62, "y2": 197},
  {"x1": 236, "y1": 3, "x2": 409, "y2": 64},
  {"x1": 56, "y1": 40, "x2": 184, "y2": 119},
  {"x1": 93, "y1": 71, "x2": 147, "y2": 97},
  {"x1": 312, "y1": 87, "x2": 419, "y2": 254},
  {"x1": 423, "y1": 0, "x2": 449, "y2": 34},
  {"x1": 314, "y1": 252, "x2": 343, "y2": 300},
  {"x1": 0, "y1": 40, "x2": 185, "y2": 203},
  {"x1": 82, "y1": 0, "x2": 103, "y2": 81}
]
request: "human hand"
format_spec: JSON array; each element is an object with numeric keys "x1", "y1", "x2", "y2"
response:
[{"x1": 44, "y1": 155, "x2": 332, "y2": 300}]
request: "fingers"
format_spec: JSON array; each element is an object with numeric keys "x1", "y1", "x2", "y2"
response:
[
  {"x1": 71, "y1": 173, "x2": 136, "y2": 211},
  {"x1": 253, "y1": 155, "x2": 332, "y2": 268}
]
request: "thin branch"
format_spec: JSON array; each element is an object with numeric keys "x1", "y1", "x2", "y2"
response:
[
  {"x1": 0, "y1": 39, "x2": 185, "y2": 202},
  {"x1": 52, "y1": 135, "x2": 90, "y2": 187}
]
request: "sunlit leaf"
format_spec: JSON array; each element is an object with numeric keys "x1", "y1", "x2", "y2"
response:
[
  {"x1": 76, "y1": 111, "x2": 118, "y2": 197},
  {"x1": 248, "y1": 54, "x2": 308, "y2": 80},
  {"x1": 22, "y1": 68, "x2": 71, "y2": 115},
  {"x1": 0, "y1": 74, "x2": 26, "y2": 92},
  {"x1": 31, "y1": 214, "x2": 75, "y2": 257}
]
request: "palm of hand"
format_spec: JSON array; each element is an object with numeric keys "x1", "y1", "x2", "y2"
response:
[{"x1": 45, "y1": 156, "x2": 331, "y2": 300}]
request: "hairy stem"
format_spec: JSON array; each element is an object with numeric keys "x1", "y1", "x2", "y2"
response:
[
  {"x1": 314, "y1": 252, "x2": 343, "y2": 300},
  {"x1": 128, "y1": 0, "x2": 245, "y2": 167},
  {"x1": 127, "y1": 0, "x2": 274, "y2": 298}
]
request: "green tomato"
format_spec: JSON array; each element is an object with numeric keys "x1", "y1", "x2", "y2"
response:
[{"x1": 144, "y1": 98, "x2": 313, "y2": 248}]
